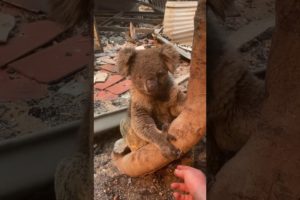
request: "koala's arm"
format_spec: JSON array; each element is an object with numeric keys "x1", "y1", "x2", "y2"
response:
[
  {"x1": 131, "y1": 104, "x2": 181, "y2": 159},
  {"x1": 131, "y1": 104, "x2": 164, "y2": 145}
]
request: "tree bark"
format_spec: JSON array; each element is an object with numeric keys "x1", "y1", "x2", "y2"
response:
[
  {"x1": 112, "y1": 0, "x2": 206, "y2": 177},
  {"x1": 209, "y1": 1, "x2": 300, "y2": 199}
]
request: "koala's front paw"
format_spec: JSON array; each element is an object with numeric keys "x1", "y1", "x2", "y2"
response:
[
  {"x1": 160, "y1": 143, "x2": 182, "y2": 160},
  {"x1": 167, "y1": 133, "x2": 177, "y2": 141}
]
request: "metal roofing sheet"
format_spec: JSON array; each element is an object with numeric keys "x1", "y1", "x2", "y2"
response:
[{"x1": 163, "y1": 1, "x2": 198, "y2": 46}]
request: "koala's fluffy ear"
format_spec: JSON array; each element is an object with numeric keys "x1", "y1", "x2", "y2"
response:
[
  {"x1": 117, "y1": 47, "x2": 136, "y2": 76},
  {"x1": 160, "y1": 44, "x2": 180, "y2": 73}
]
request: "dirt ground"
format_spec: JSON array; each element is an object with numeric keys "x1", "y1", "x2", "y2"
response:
[
  {"x1": 0, "y1": 68, "x2": 89, "y2": 140},
  {"x1": 94, "y1": 131, "x2": 206, "y2": 200}
]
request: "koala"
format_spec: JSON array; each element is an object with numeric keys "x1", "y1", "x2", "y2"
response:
[
  {"x1": 114, "y1": 44, "x2": 186, "y2": 160},
  {"x1": 55, "y1": 109, "x2": 93, "y2": 200},
  {"x1": 207, "y1": 10, "x2": 265, "y2": 174}
]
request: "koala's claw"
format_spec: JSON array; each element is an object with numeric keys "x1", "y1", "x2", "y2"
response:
[
  {"x1": 162, "y1": 123, "x2": 170, "y2": 132},
  {"x1": 161, "y1": 145, "x2": 182, "y2": 160},
  {"x1": 175, "y1": 149, "x2": 183, "y2": 159},
  {"x1": 167, "y1": 134, "x2": 177, "y2": 141}
]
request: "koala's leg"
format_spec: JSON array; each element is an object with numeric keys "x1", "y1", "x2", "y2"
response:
[
  {"x1": 131, "y1": 106, "x2": 181, "y2": 160},
  {"x1": 113, "y1": 138, "x2": 130, "y2": 155},
  {"x1": 113, "y1": 118, "x2": 130, "y2": 155},
  {"x1": 118, "y1": 117, "x2": 147, "y2": 152},
  {"x1": 120, "y1": 117, "x2": 130, "y2": 138}
]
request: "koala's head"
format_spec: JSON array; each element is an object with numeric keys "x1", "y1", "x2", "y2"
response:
[{"x1": 117, "y1": 44, "x2": 180, "y2": 98}]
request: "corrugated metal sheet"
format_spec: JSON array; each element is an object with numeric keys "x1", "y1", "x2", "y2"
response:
[{"x1": 163, "y1": 1, "x2": 198, "y2": 46}]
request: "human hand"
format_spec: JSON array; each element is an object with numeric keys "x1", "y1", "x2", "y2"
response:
[{"x1": 171, "y1": 165, "x2": 206, "y2": 200}]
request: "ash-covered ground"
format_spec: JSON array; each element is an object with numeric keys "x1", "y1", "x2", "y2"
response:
[{"x1": 0, "y1": 2, "x2": 90, "y2": 141}]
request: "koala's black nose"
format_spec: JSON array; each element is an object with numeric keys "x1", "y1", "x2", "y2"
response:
[{"x1": 146, "y1": 79, "x2": 157, "y2": 91}]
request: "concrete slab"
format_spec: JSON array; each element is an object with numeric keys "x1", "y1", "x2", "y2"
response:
[
  {"x1": 106, "y1": 80, "x2": 131, "y2": 95},
  {"x1": 9, "y1": 35, "x2": 91, "y2": 83},
  {"x1": 100, "y1": 64, "x2": 118, "y2": 73},
  {"x1": 3, "y1": 0, "x2": 50, "y2": 13},
  {"x1": 96, "y1": 57, "x2": 116, "y2": 65},
  {"x1": 0, "y1": 70, "x2": 47, "y2": 102},
  {"x1": 94, "y1": 72, "x2": 108, "y2": 83},
  {"x1": 94, "y1": 90, "x2": 118, "y2": 101},
  {"x1": 0, "y1": 20, "x2": 64, "y2": 68},
  {"x1": 0, "y1": 12, "x2": 15, "y2": 43},
  {"x1": 94, "y1": 75, "x2": 124, "y2": 90}
]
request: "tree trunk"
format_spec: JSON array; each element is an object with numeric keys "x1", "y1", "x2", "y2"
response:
[
  {"x1": 208, "y1": 0, "x2": 238, "y2": 19},
  {"x1": 112, "y1": 0, "x2": 206, "y2": 176},
  {"x1": 209, "y1": 1, "x2": 300, "y2": 199}
]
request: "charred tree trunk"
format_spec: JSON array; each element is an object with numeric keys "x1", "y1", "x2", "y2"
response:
[
  {"x1": 112, "y1": 0, "x2": 206, "y2": 176},
  {"x1": 209, "y1": 1, "x2": 300, "y2": 199}
]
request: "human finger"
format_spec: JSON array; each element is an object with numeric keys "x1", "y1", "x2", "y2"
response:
[
  {"x1": 174, "y1": 169, "x2": 186, "y2": 180},
  {"x1": 173, "y1": 192, "x2": 193, "y2": 200},
  {"x1": 171, "y1": 182, "x2": 189, "y2": 193},
  {"x1": 176, "y1": 165, "x2": 193, "y2": 170}
]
